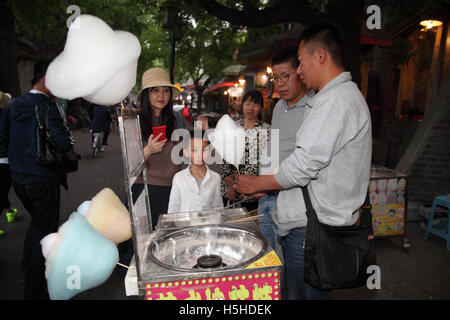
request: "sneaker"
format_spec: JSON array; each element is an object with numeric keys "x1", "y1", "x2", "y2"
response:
[
  {"x1": 99, "y1": 145, "x2": 106, "y2": 152},
  {"x1": 6, "y1": 208, "x2": 18, "y2": 223}
]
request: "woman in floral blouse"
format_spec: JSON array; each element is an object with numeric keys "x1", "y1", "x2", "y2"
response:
[{"x1": 221, "y1": 90, "x2": 270, "y2": 212}]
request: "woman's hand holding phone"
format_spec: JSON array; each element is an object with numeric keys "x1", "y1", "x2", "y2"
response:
[{"x1": 145, "y1": 133, "x2": 167, "y2": 158}]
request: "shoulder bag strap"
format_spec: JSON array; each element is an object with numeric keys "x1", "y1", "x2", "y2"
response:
[
  {"x1": 34, "y1": 104, "x2": 43, "y2": 128},
  {"x1": 360, "y1": 191, "x2": 373, "y2": 227},
  {"x1": 301, "y1": 185, "x2": 372, "y2": 227},
  {"x1": 301, "y1": 185, "x2": 319, "y2": 224}
]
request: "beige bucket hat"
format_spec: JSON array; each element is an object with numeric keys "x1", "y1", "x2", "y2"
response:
[
  {"x1": 137, "y1": 68, "x2": 180, "y2": 102},
  {"x1": 0, "y1": 91, "x2": 12, "y2": 108}
]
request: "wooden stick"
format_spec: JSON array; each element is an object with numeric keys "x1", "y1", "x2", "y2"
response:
[
  {"x1": 117, "y1": 262, "x2": 129, "y2": 269},
  {"x1": 246, "y1": 207, "x2": 259, "y2": 216},
  {"x1": 226, "y1": 214, "x2": 263, "y2": 224}
]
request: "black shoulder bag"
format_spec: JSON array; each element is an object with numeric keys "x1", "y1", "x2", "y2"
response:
[
  {"x1": 302, "y1": 185, "x2": 377, "y2": 290},
  {"x1": 35, "y1": 103, "x2": 78, "y2": 173}
]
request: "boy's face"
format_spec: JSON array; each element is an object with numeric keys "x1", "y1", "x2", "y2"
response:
[{"x1": 184, "y1": 137, "x2": 210, "y2": 165}]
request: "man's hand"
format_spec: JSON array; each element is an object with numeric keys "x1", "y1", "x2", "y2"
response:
[
  {"x1": 233, "y1": 175, "x2": 259, "y2": 195},
  {"x1": 233, "y1": 174, "x2": 283, "y2": 196},
  {"x1": 226, "y1": 187, "x2": 237, "y2": 201},
  {"x1": 223, "y1": 174, "x2": 236, "y2": 188}
]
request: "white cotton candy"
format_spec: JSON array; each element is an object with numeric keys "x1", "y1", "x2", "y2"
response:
[
  {"x1": 46, "y1": 15, "x2": 141, "y2": 105},
  {"x1": 41, "y1": 233, "x2": 60, "y2": 259},
  {"x1": 41, "y1": 231, "x2": 62, "y2": 280},
  {"x1": 208, "y1": 115, "x2": 245, "y2": 169}
]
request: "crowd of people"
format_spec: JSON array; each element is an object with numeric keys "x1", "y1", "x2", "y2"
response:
[{"x1": 0, "y1": 21, "x2": 372, "y2": 300}]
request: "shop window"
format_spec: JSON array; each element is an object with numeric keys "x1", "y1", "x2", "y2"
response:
[{"x1": 395, "y1": 25, "x2": 444, "y2": 121}]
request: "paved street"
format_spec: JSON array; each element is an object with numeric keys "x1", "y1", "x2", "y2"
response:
[{"x1": 1, "y1": 129, "x2": 449, "y2": 300}]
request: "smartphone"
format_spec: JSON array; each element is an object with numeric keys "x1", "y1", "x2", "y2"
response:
[{"x1": 152, "y1": 125, "x2": 166, "y2": 142}]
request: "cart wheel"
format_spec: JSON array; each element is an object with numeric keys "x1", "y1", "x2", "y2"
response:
[{"x1": 401, "y1": 237, "x2": 410, "y2": 251}]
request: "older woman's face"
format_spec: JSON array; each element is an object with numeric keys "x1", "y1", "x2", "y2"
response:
[
  {"x1": 149, "y1": 86, "x2": 171, "y2": 111},
  {"x1": 242, "y1": 97, "x2": 262, "y2": 121}
]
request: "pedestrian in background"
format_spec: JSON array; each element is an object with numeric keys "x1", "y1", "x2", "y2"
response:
[
  {"x1": 0, "y1": 61, "x2": 75, "y2": 299},
  {"x1": 89, "y1": 104, "x2": 111, "y2": 152},
  {"x1": 0, "y1": 91, "x2": 18, "y2": 237},
  {"x1": 221, "y1": 89, "x2": 270, "y2": 212}
]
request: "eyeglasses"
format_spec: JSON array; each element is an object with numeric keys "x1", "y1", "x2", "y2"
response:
[{"x1": 272, "y1": 72, "x2": 297, "y2": 84}]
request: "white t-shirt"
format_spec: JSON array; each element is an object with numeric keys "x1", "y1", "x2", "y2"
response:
[{"x1": 168, "y1": 165, "x2": 224, "y2": 213}]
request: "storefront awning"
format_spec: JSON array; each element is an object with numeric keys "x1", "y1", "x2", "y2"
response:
[
  {"x1": 360, "y1": 27, "x2": 393, "y2": 47},
  {"x1": 205, "y1": 82, "x2": 236, "y2": 94}
]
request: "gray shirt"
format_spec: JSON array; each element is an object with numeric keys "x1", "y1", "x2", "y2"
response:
[
  {"x1": 259, "y1": 90, "x2": 314, "y2": 175},
  {"x1": 273, "y1": 72, "x2": 372, "y2": 236}
]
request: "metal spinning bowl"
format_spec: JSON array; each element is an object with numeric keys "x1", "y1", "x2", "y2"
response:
[{"x1": 148, "y1": 226, "x2": 268, "y2": 272}]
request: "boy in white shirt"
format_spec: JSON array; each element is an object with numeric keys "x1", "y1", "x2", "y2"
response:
[{"x1": 168, "y1": 129, "x2": 223, "y2": 213}]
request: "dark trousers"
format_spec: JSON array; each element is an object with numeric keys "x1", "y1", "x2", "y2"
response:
[
  {"x1": 116, "y1": 183, "x2": 171, "y2": 279},
  {"x1": 131, "y1": 183, "x2": 171, "y2": 230},
  {"x1": 13, "y1": 180, "x2": 61, "y2": 300}
]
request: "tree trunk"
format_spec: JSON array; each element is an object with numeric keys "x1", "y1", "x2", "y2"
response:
[
  {"x1": 194, "y1": 76, "x2": 211, "y2": 114},
  {"x1": 0, "y1": 1, "x2": 21, "y2": 96},
  {"x1": 196, "y1": 87, "x2": 203, "y2": 114}
]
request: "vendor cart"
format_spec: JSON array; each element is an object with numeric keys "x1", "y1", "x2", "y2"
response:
[
  {"x1": 369, "y1": 164, "x2": 410, "y2": 250},
  {"x1": 117, "y1": 109, "x2": 282, "y2": 300}
]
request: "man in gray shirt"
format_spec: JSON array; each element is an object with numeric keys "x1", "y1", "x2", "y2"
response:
[
  {"x1": 236, "y1": 21, "x2": 372, "y2": 300},
  {"x1": 258, "y1": 47, "x2": 311, "y2": 250}
]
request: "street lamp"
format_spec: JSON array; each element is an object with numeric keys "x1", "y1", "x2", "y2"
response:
[{"x1": 419, "y1": 19, "x2": 443, "y2": 32}]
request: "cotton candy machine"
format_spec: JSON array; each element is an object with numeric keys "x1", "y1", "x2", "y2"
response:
[
  {"x1": 136, "y1": 209, "x2": 282, "y2": 300},
  {"x1": 148, "y1": 225, "x2": 267, "y2": 272},
  {"x1": 118, "y1": 111, "x2": 282, "y2": 300}
]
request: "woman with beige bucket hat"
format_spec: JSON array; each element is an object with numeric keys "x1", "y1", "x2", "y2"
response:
[{"x1": 133, "y1": 68, "x2": 185, "y2": 229}]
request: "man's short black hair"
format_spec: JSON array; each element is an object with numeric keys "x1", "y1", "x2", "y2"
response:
[
  {"x1": 31, "y1": 60, "x2": 51, "y2": 86},
  {"x1": 298, "y1": 20, "x2": 345, "y2": 68},
  {"x1": 271, "y1": 46, "x2": 299, "y2": 69}
]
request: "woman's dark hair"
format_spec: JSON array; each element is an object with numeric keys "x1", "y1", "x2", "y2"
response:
[
  {"x1": 241, "y1": 89, "x2": 264, "y2": 121},
  {"x1": 139, "y1": 87, "x2": 176, "y2": 141}
]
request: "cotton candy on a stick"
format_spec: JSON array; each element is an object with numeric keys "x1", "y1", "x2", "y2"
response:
[
  {"x1": 46, "y1": 14, "x2": 141, "y2": 105},
  {"x1": 41, "y1": 213, "x2": 119, "y2": 300},
  {"x1": 84, "y1": 188, "x2": 132, "y2": 244},
  {"x1": 208, "y1": 115, "x2": 245, "y2": 171},
  {"x1": 40, "y1": 188, "x2": 132, "y2": 299}
]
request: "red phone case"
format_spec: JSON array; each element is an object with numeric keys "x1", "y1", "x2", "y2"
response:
[{"x1": 152, "y1": 125, "x2": 166, "y2": 142}]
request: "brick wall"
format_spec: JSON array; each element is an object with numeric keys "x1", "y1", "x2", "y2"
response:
[
  {"x1": 407, "y1": 106, "x2": 450, "y2": 205},
  {"x1": 397, "y1": 73, "x2": 450, "y2": 206}
]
